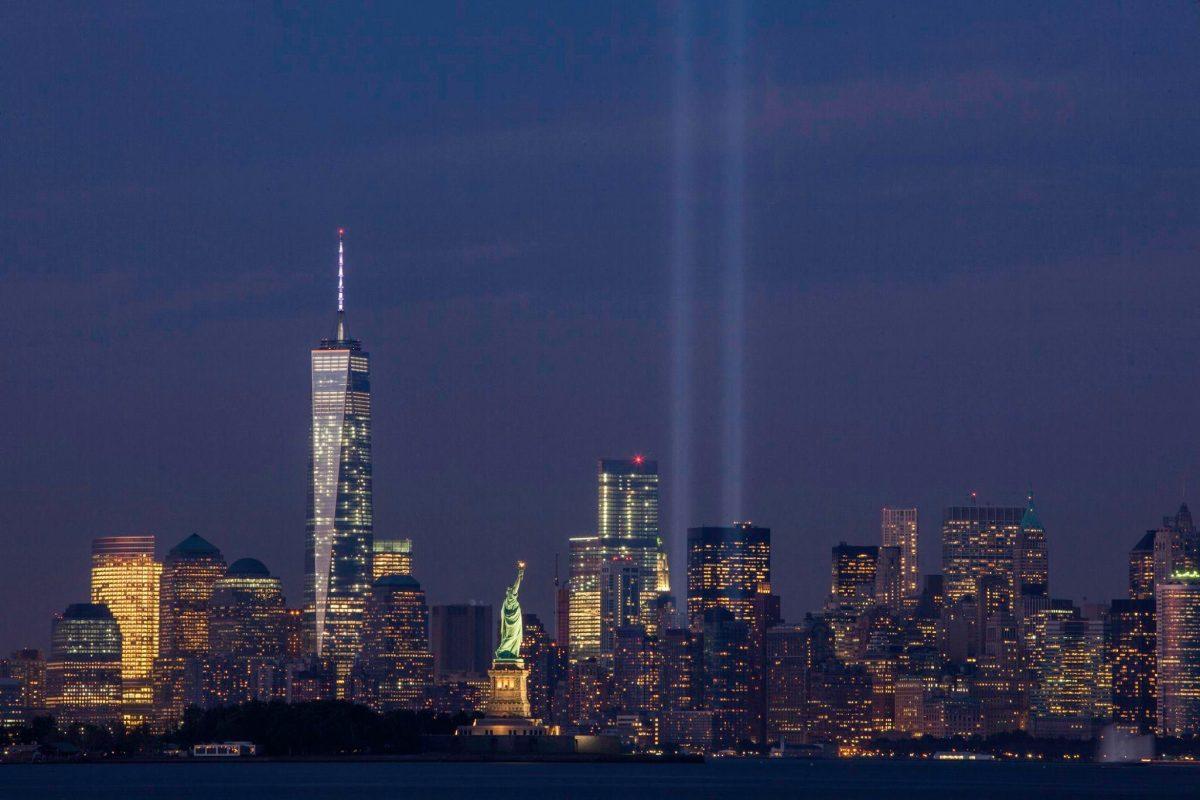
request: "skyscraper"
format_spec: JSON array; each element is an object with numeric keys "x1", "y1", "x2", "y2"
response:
[
  {"x1": 1110, "y1": 597, "x2": 1156, "y2": 734},
  {"x1": 599, "y1": 556, "x2": 642, "y2": 657},
  {"x1": 372, "y1": 538, "x2": 412, "y2": 580},
  {"x1": 1030, "y1": 610, "x2": 1111, "y2": 739},
  {"x1": 206, "y1": 558, "x2": 287, "y2": 706},
  {"x1": 875, "y1": 546, "x2": 905, "y2": 612},
  {"x1": 45, "y1": 603, "x2": 123, "y2": 730},
  {"x1": 430, "y1": 603, "x2": 492, "y2": 679},
  {"x1": 827, "y1": 543, "x2": 878, "y2": 614},
  {"x1": 306, "y1": 229, "x2": 374, "y2": 690},
  {"x1": 598, "y1": 456, "x2": 669, "y2": 614},
  {"x1": 158, "y1": 534, "x2": 225, "y2": 657},
  {"x1": 686, "y1": 523, "x2": 771, "y2": 628},
  {"x1": 881, "y1": 507, "x2": 919, "y2": 605},
  {"x1": 1156, "y1": 573, "x2": 1200, "y2": 737},
  {"x1": 355, "y1": 575, "x2": 433, "y2": 711},
  {"x1": 1128, "y1": 531, "x2": 1156, "y2": 601},
  {"x1": 941, "y1": 505, "x2": 1023, "y2": 605},
  {"x1": 90, "y1": 535, "x2": 160, "y2": 725},
  {"x1": 1013, "y1": 498, "x2": 1049, "y2": 598},
  {"x1": 154, "y1": 533, "x2": 225, "y2": 729}
]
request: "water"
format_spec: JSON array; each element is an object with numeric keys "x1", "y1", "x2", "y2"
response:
[{"x1": 0, "y1": 759, "x2": 1194, "y2": 800}]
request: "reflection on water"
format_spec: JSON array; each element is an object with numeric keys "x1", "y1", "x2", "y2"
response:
[{"x1": 0, "y1": 759, "x2": 1193, "y2": 800}]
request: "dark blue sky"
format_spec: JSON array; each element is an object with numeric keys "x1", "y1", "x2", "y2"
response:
[{"x1": 3, "y1": 2, "x2": 1200, "y2": 650}]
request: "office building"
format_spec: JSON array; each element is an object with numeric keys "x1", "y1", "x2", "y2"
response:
[
  {"x1": 599, "y1": 556, "x2": 642, "y2": 657},
  {"x1": 90, "y1": 535, "x2": 160, "y2": 724},
  {"x1": 372, "y1": 538, "x2": 413, "y2": 580},
  {"x1": 0, "y1": 649, "x2": 46, "y2": 725},
  {"x1": 356, "y1": 574, "x2": 433, "y2": 711},
  {"x1": 1156, "y1": 574, "x2": 1200, "y2": 737},
  {"x1": 1013, "y1": 498, "x2": 1048, "y2": 598},
  {"x1": 1110, "y1": 598, "x2": 1155, "y2": 734},
  {"x1": 1030, "y1": 611, "x2": 1110, "y2": 739},
  {"x1": 827, "y1": 543, "x2": 878, "y2": 613},
  {"x1": 45, "y1": 604, "x2": 123, "y2": 730},
  {"x1": 701, "y1": 607, "x2": 752, "y2": 749},
  {"x1": 305, "y1": 230, "x2": 374, "y2": 691},
  {"x1": 686, "y1": 523, "x2": 771, "y2": 629},
  {"x1": 154, "y1": 533, "x2": 225, "y2": 729},
  {"x1": 881, "y1": 507, "x2": 919, "y2": 606},
  {"x1": 941, "y1": 505, "x2": 1023, "y2": 604},
  {"x1": 1129, "y1": 532, "x2": 1156, "y2": 601},
  {"x1": 207, "y1": 558, "x2": 287, "y2": 706},
  {"x1": 875, "y1": 546, "x2": 905, "y2": 612},
  {"x1": 430, "y1": 603, "x2": 492, "y2": 679}
]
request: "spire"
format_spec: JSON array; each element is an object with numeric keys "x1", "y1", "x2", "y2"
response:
[{"x1": 336, "y1": 227, "x2": 346, "y2": 341}]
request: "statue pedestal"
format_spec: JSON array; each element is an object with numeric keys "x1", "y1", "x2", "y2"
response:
[{"x1": 485, "y1": 658, "x2": 531, "y2": 719}]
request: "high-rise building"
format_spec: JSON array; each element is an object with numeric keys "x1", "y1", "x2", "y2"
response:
[
  {"x1": 372, "y1": 538, "x2": 412, "y2": 580},
  {"x1": 701, "y1": 607, "x2": 752, "y2": 749},
  {"x1": 941, "y1": 505, "x2": 1023, "y2": 605},
  {"x1": 881, "y1": 507, "x2": 919, "y2": 605},
  {"x1": 355, "y1": 575, "x2": 433, "y2": 711},
  {"x1": 598, "y1": 456, "x2": 661, "y2": 544},
  {"x1": 1013, "y1": 498, "x2": 1049, "y2": 599},
  {"x1": 158, "y1": 534, "x2": 225, "y2": 657},
  {"x1": 305, "y1": 230, "x2": 374, "y2": 691},
  {"x1": 1152, "y1": 506, "x2": 1197, "y2": 594},
  {"x1": 764, "y1": 624, "x2": 809, "y2": 745},
  {"x1": 206, "y1": 558, "x2": 287, "y2": 706},
  {"x1": 612, "y1": 625, "x2": 661, "y2": 734},
  {"x1": 875, "y1": 546, "x2": 904, "y2": 612},
  {"x1": 45, "y1": 603, "x2": 123, "y2": 730},
  {"x1": 1129, "y1": 532, "x2": 1156, "y2": 601},
  {"x1": 599, "y1": 556, "x2": 642, "y2": 657},
  {"x1": 429, "y1": 603, "x2": 492, "y2": 680},
  {"x1": 686, "y1": 523, "x2": 771, "y2": 629},
  {"x1": 827, "y1": 543, "x2": 878, "y2": 613},
  {"x1": 1156, "y1": 573, "x2": 1200, "y2": 737},
  {"x1": 1030, "y1": 610, "x2": 1111, "y2": 739},
  {"x1": 599, "y1": 457, "x2": 669, "y2": 607},
  {"x1": 154, "y1": 534, "x2": 225, "y2": 729},
  {"x1": 0, "y1": 649, "x2": 46, "y2": 724},
  {"x1": 520, "y1": 613, "x2": 562, "y2": 722},
  {"x1": 90, "y1": 535, "x2": 160, "y2": 724},
  {"x1": 1110, "y1": 598, "x2": 1156, "y2": 734},
  {"x1": 568, "y1": 534, "x2": 664, "y2": 661}
]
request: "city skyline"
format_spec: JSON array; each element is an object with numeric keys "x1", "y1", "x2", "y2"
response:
[{"x1": 4, "y1": 2, "x2": 1200, "y2": 661}]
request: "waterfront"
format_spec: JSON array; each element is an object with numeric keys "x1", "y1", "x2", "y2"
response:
[{"x1": 0, "y1": 759, "x2": 1195, "y2": 800}]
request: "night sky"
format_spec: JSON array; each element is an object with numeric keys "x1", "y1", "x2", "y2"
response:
[{"x1": 3, "y1": 2, "x2": 1200, "y2": 652}]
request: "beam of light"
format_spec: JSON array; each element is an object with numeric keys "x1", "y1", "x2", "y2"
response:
[
  {"x1": 721, "y1": 0, "x2": 747, "y2": 524},
  {"x1": 669, "y1": 0, "x2": 694, "y2": 606}
]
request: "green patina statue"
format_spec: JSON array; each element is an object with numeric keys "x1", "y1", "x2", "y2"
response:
[{"x1": 494, "y1": 561, "x2": 525, "y2": 661}]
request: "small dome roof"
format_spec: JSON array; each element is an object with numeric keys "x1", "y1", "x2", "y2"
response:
[
  {"x1": 374, "y1": 573, "x2": 420, "y2": 589},
  {"x1": 227, "y1": 558, "x2": 270, "y2": 577},
  {"x1": 169, "y1": 533, "x2": 222, "y2": 558},
  {"x1": 63, "y1": 603, "x2": 114, "y2": 620}
]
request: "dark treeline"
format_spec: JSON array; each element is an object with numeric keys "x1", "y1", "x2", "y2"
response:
[
  {"x1": 174, "y1": 701, "x2": 472, "y2": 756},
  {"x1": 2, "y1": 701, "x2": 474, "y2": 758}
]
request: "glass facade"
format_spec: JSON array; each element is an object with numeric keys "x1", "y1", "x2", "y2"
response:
[
  {"x1": 372, "y1": 538, "x2": 412, "y2": 581},
  {"x1": 206, "y1": 558, "x2": 287, "y2": 707},
  {"x1": 881, "y1": 507, "x2": 919, "y2": 606},
  {"x1": 305, "y1": 274, "x2": 374, "y2": 689},
  {"x1": 1156, "y1": 574, "x2": 1200, "y2": 737},
  {"x1": 46, "y1": 603, "x2": 123, "y2": 729},
  {"x1": 90, "y1": 535, "x2": 160, "y2": 725},
  {"x1": 940, "y1": 506, "x2": 1023, "y2": 604},
  {"x1": 685, "y1": 523, "x2": 771, "y2": 629},
  {"x1": 355, "y1": 575, "x2": 433, "y2": 711}
]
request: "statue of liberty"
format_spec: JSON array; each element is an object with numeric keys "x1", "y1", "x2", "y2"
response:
[{"x1": 494, "y1": 561, "x2": 525, "y2": 661}]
